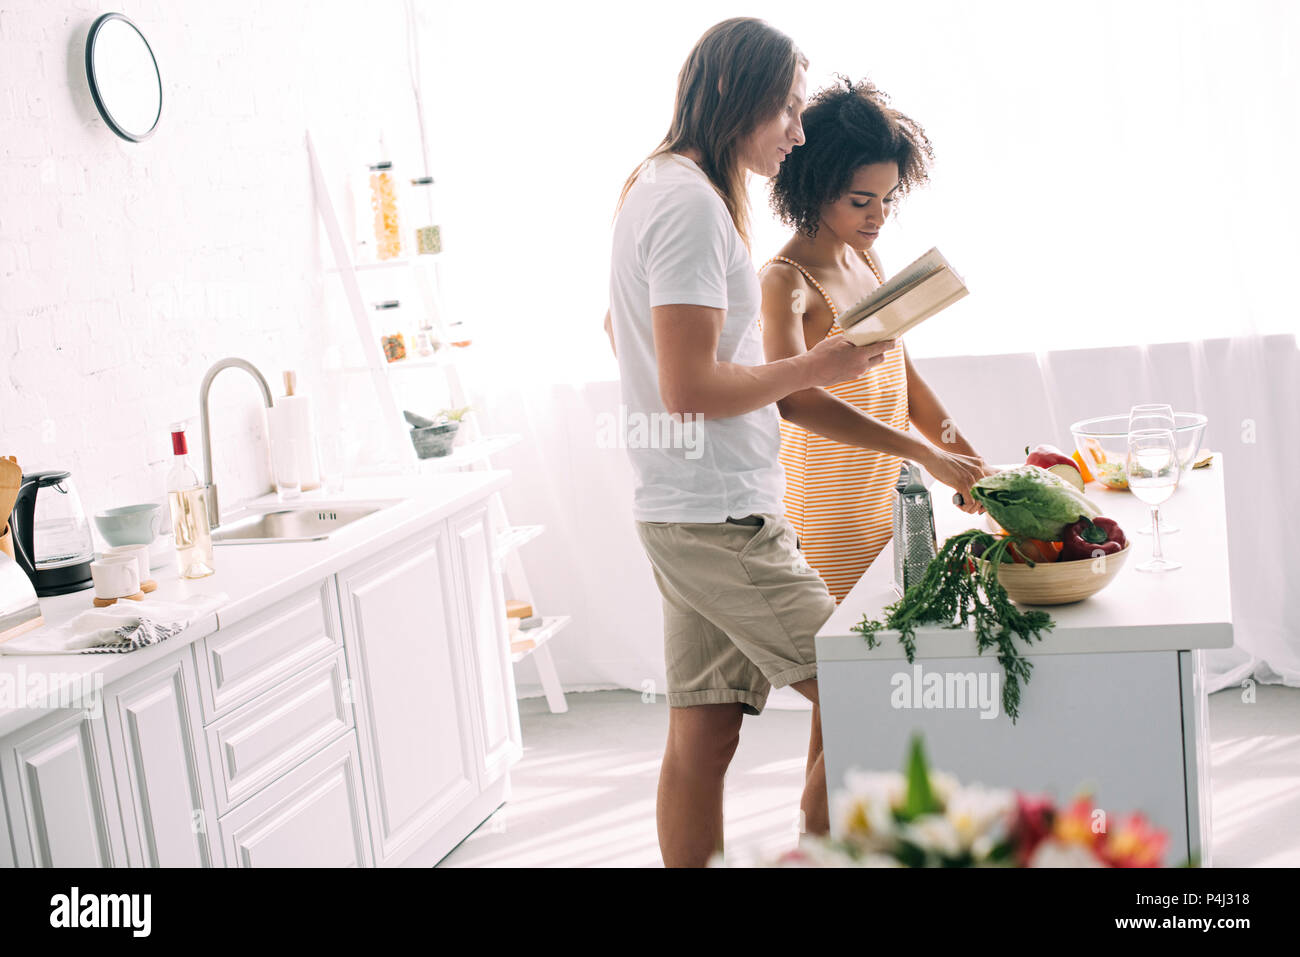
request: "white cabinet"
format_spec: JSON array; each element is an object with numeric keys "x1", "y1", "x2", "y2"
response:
[
  {"x1": 338, "y1": 523, "x2": 481, "y2": 866},
  {"x1": 102, "y1": 647, "x2": 222, "y2": 867},
  {"x1": 204, "y1": 650, "x2": 353, "y2": 816},
  {"x1": 0, "y1": 490, "x2": 523, "y2": 868},
  {"x1": 219, "y1": 731, "x2": 371, "y2": 867},
  {"x1": 0, "y1": 783, "x2": 13, "y2": 867},
  {"x1": 196, "y1": 579, "x2": 343, "y2": 721},
  {"x1": 450, "y1": 503, "x2": 522, "y2": 787},
  {"x1": 0, "y1": 707, "x2": 128, "y2": 867}
]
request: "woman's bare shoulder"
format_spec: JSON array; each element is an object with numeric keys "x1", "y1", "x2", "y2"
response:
[{"x1": 759, "y1": 257, "x2": 811, "y2": 295}]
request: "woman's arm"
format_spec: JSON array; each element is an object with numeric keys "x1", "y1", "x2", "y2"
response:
[
  {"x1": 904, "y1": 349, "x2": 981, "y2": 459},
  {"x1": 759, "y1": 264, "x2": 935, "y2": 459},
  {"x1": 759, "y1": 264, "x2": 989, "y2": 511}
]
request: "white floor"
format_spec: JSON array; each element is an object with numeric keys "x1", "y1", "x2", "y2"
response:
[{"x1": 438, "y1": 684, "x2": 1300, "y2": 868}]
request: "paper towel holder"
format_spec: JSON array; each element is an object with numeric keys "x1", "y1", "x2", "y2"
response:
[{"x1": 270, "y1": 370, "x2": 322, "y2": 493}]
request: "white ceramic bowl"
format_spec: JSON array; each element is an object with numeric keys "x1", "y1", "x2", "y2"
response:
[{"x1": 93, "y1": 503, "x2": 162, "y2": 546}]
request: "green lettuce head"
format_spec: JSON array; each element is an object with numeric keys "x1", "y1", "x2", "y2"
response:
[{"x1": 970, "y1": 464, "x2": 1101, "y2": 541}]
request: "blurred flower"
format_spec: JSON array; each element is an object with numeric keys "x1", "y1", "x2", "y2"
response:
[
  {"x1": 833, "y1": 770, "x2": 905, "y2": 853},
  {"x1": 1007, "y1": 793, "x2": 1055, "y2": 866},
  {"x1": 899, "y1": 815, "x2": 963, "y2": 860},
  {"x1": 1100, "y1": 813, "x2": 1169, "y2": 868},
  {"x1": 1053, "y1": 795, "x2": 1104, "y2": 851},
  {"x1": 945, "y1": 783, "x2": 1015, "y2": 852},
  {"x1": 1027, "y1": 838, "x2": 1106, "y2": 868},
  {"x1": 721, "y1": 736, "x2": 1170, "y2": 869}
]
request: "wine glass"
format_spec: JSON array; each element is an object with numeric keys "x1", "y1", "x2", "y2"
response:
[
  {"x1": 1125, "y1": 429, "x2": 1182, "y2": 572},
  {"x1": 1128, "y1": 404, "x2": 1179, "y2": 535}
]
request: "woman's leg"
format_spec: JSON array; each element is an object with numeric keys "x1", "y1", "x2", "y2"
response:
[
  {"x1": 658, "y1": 702, "x2": 745, "y2": 867},
  {"x1": 790, "y1": 676, "x2": 829, "y2": 836}
]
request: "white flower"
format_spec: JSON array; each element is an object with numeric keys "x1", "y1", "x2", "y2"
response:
[
  {"x1": 841, "y1": 770, "x2": 906, "y2": 807},
  {"x1": 899, "y1": 814, "x2": 963, "y2": 859},
  {"x1": 944, "y1": 783, "x2": 1015, "y2": 855},
  {"x1": 780, "y1": 837, "x2": 904, "y2": 868},
  {"x1": 1027, "y1": 839, "x2": 1106, "y2": 868},
  {"x1": 832, "y1": 770, "x2": 906, "y2": 852},
  {"x1": 928, "y1": 769, "x2": 962, "y2": 807}
]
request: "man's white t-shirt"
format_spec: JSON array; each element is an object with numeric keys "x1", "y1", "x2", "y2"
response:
[{"x1": 609, "y1": 153, "x2": 785, "y2": 523}]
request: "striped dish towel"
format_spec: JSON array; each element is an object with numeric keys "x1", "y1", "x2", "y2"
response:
[{"x1": 0, "y1": 593, "x2": 226, "y2": 655}]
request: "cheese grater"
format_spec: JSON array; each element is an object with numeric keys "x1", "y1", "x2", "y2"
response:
[{"x1": 892, "y1": 460, "x2": 938, "y2": 598}]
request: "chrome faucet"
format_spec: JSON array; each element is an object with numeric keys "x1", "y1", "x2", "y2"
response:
[{"x1": 198, "y1": 358, "x2": 275, "y2": 528}]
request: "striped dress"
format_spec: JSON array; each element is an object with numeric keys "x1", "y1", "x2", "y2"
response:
[{"x1": 759, "y1": 250, "x2": 910, "y2": 604}]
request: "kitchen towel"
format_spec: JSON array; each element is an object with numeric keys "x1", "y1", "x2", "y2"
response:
[{"x1": 0, "y1": 593, "x2": 227, "y2": 655}]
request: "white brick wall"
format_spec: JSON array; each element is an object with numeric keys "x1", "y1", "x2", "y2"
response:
[{"x1": 0, "y1": 0, "x2": 442, "y2": 540}]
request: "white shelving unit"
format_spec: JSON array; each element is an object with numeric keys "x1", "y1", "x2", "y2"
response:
[{"x1": 307, "y1": 130, "x2": 570, "y2": 714}]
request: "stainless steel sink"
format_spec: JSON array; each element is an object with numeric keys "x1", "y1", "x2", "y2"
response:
[{"x1": 211, "y1": 505, "x2": 386, "y2": 545}]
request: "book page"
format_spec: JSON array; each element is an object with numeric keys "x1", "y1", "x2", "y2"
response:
[
  {"x1": 838, "y1": 247, "x2": 955, "y2": 330},
  {"x1": 840, "y1": 269, "x2": 969, "y2": 346}
]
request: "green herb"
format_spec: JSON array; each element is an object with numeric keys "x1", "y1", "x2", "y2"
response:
[
  {"x1": 436, "y1": 405, "x2": 473, "y2": 423},
  {"x1": 852, "y1": 529, "x2": 1055, "y2": 723}
]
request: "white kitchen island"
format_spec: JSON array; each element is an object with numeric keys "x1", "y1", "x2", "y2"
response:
[{"x1": 814, "y1": 453, "x2": 1232, "y2": 867}]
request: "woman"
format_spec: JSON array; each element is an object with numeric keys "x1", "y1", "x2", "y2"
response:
[
  {"x1": 759, "y1": 77, "x2": 993, "y2": 604},
  {"x1": 606, "y1": 19, "x2": 893, "y2": 867}
]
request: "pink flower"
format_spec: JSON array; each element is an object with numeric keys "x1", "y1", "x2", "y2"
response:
[
  {"x1": 1099, "y1": 813, "x2": 1169, "y2": 868},
  {"x1": 1007, "y1": 793, "x2": 1055, "y2": 866}
]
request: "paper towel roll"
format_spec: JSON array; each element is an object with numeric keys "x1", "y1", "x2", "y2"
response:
[{"x1": 268, "y1": 396, "x2": 321, "y2": 491}]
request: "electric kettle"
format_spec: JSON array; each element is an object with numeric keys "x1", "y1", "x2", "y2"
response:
[{"x1": 9, "y1": 470, "x2": 95, "y2": 596}]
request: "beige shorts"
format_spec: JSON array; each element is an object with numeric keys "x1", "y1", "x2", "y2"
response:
[{"x1": 635, "y1": 513, "x2": 837, "y2": 715}]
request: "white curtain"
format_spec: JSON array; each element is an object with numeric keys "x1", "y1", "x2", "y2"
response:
[{"x1": 412, "y1": 1, "x2": 1300, "y2": 700}]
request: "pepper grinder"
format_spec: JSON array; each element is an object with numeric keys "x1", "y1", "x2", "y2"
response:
[{"x1": 892, "y1": 460, "x2": 938, "y2": 598}]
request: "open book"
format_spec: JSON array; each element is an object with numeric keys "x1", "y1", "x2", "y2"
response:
[{"x1": 837, "y1": 247, "x2": 968, "y2": 346}]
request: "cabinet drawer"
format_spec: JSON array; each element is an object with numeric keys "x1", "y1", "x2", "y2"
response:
[
  {"x1": 219, "y1": 730, "x2": 371, "y2": 867},
  {"x1": 199, "y1": 579, "x2": 342, "y2": 721},
  {"x1": 205, "y1": 650, "x2": 353, "y2": 816}
]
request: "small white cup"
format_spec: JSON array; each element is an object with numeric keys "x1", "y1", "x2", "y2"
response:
[
  {"x1": 102, "y1": 544, "x2": 151, "y2": 586},
  {"x1": 90, "y1": 558, "x2": 140, "y2": 599}
]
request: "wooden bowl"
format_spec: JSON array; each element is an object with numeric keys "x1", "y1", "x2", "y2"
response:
[{"x1": 978, "y1": 544, "x2": 1130, "y2": 606}]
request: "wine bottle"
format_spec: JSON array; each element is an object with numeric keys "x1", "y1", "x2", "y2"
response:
[{"x1": 166, "y1": 424, "x2": 215, "y2": 579}]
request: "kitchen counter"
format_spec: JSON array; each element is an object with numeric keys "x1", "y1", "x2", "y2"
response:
[
  {"x1": 813, "y1": 453, "x2": 1231, "y2": 867},
  {"x1": 817, "y1": 452, "x2": 1233, "y2": 657},
  {"x1": 0, "y1": 469, "x2": 511, "y2": 738}
]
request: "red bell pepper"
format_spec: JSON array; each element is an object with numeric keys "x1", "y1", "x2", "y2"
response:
[
  {"x1": 1060, "y1": 517, "x2": 1127, "y2": 562},
  {"x1": 1025, "y1": 443, "x2": 1076, "y2": 472}
]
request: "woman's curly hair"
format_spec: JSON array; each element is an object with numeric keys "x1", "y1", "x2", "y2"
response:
[{"x1": 769, "y1": 75, "x2": 934, "y2": 238}]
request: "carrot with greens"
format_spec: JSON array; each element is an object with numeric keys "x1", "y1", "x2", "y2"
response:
[{"x1": 853, "y1": 528, "x2": 1055, "y2": 724}]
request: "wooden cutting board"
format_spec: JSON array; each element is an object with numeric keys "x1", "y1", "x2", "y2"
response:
[{"x1": 0, "y1": 456, "x2": 21, "y2": 559}]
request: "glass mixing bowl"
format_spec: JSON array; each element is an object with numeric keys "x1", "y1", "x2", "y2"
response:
[{"x1": 1069, "y1": 413, "x2": 1207, "y2": 490}]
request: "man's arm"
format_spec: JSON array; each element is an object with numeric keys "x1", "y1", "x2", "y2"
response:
[
  {"x1": 603, "y1": 309, "x2": 616, "y2": 358},
  {"x1": 759, "y1": 264, "x2": 989, "y2": 511},
  {"x1": 758, "y1": 265, "x2": 933, "y2": 460},
  {"x1": 654, "y1": 302, "x2": 889, "y2": 420}
]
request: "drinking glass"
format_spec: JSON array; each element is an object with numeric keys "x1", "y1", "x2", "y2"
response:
[
  {"x1": 1125, "y1": 429, "x2": 1181, "y2": 572},
  {"x1": 273, "y1": 437, "x2": 303, "y2": 501},
  {"x1": 1128, "y1": 404, "x2": 1179, "y2": 535},
  {"x1": 317, "y1": 433, "x2": 347, "y2": 494}
]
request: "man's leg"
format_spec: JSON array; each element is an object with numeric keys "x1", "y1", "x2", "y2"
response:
[
  {"x1": 790, "y1": 676, "x2": 829, "y2": 836},
  {"x1": 658, "y1": 702, "x2": 745, "y2": 867}
]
